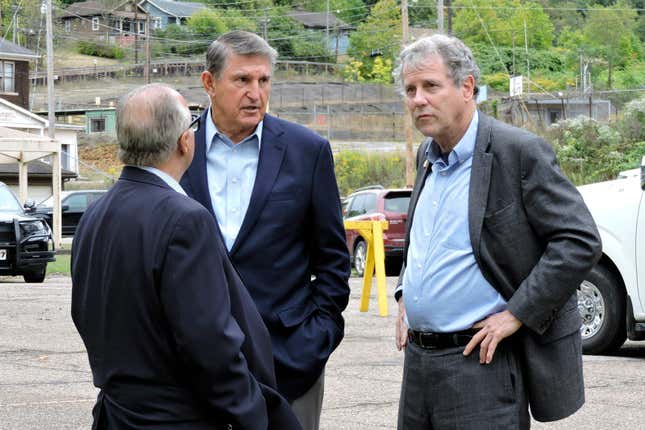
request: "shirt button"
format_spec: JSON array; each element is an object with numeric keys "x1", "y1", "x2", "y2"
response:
[
  {"x1": 413, "y1": 296, "x2": 418, "y2": 302},
  {"x1": 231, "y1": 178, "x2": 238, "y2": 184},
  {"x1": 440, "y1": 172, "x2": 447, "y2": 176},
  {"x1": 416, "y1": 264, "x2": 422, "y2": 269},
  {"x1": 232, "y1": 208, "x2": 238, "y2": 213},
  {"x1": 432, "y1": 201, "x2": 438, "y2": 207}
]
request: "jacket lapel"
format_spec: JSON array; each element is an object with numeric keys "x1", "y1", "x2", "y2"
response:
[
  {"x1": 468, "y1": 112, "x2": 493, "y2": 261},
  {"x1": 184, "y1": 110, "x2": 215, "y2": 218},
  {"x1": 230, "y1": 114, "x2": 286, "y2": 255}
]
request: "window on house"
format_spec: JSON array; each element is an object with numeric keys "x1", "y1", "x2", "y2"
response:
[
  {"x1": 64, "y1": 20, "x2": 71, "y2": 32},
  {"x1": 138, "y1": 21, "x2": 145, "y2": 34},
  {"x1": 92, "y1": 17, "x2": 99, "y2": 31},
  {"x1": 90, "y1": 118, "x2": 106, "y2": 133},
  {"x1": 0, "y1": 61, "x2": 15, "y2": 93},
  {"x1": 153, "y1": 17, "x2": 162, "y2": 29}
]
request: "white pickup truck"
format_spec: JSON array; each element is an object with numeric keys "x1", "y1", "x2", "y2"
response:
[{"x1": 577, "y1": 163, "x2": 645, "y2": 353}]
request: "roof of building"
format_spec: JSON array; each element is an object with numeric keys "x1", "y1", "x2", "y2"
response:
[
  {"x1": 139, "y1": 0, "x2": 207, "y2": 18},
  {"x1": 287, "y1": 10, "x2": 353, "y2": 30},
  {"x1": 0, "y1": 37, "x2": 39, "y2": 60},
  {"x1": 0, "y1": 158, "x2": 76, "y2": 179},
  {"x1": 61, "y1": 1, "x2": 107, "y2": 18}
]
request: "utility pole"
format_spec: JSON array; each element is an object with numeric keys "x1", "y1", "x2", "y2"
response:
[
  {"x1": 437, "y1": 0, "x2": 444, "y2": 33},
  {"x1": 144, "y1": 15, "x2": 150, "y2": 83},
  {"x1": 446, "y1": 0, "x2": 453, "y2": 34},
  {"x1": 523, "y1": 19, "x2": 530, "y2": 95},
  {"x1": 326, "y1": 0, "x2": 330, "y2": 41},
  {"x1": 134, "y1": 0, "x2": 139, "y2": 65},
  {"x1": 402, "y1": 0, "x2": 414, "y2": 187},
  {"x1": 45, "y1": 0, "x2": 62, "y2": 248}
]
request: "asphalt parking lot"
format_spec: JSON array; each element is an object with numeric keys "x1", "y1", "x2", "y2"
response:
[{"x1": 1, "y1": 275, "x2": 645, "y2": 429}]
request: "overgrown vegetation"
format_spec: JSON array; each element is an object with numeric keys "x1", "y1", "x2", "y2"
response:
[
  {"x1": 334, "y1": 151, "x2": 405, "y2": 196},
  {"x1": 77, "y1": 41, "x2": 124, "y2": 59},
  {"x1": 546, "y1": 95, "x2": 645, "y2": 185}
]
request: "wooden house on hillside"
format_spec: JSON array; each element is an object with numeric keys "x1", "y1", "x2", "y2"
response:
[
  {"x1": 138, "y1": 0, "x2": 207, "y2": 30},
  {"x1": 0, "y1": 37, "x2": 39, "y2": 110}
]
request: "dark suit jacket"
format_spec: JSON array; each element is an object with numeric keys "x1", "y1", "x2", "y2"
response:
[
  {"x1": 399, "y1": 113, "x2": 602, "y2": 422},
  {"x1": 181, "y1": 112, "x2": 350, "y2": 401},
  {"x1": 71, "y1": 167, "x2": 301, "y2": 430}
]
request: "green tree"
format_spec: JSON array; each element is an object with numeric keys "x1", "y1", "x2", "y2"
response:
[
  {"x1": 452, "y1": 0, "x2": 554, "y2": 49},
  {"x1": 347, "y1": 0, "x2": 401, "y2": 79},
  {"x1": 582, "y1": 0, "x2": 642, "y2": 88},
  {"x1": 187, "y1": 9, "x2": 228, "y2": 38}
]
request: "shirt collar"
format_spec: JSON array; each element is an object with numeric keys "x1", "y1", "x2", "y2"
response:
[
  {"x1": 138, "y1": 166, "x2": 187, "y2": 196},
  {"x1": 427, "y1": 110, "x2": 479, "y2": 166},
  {"x1": 205, "y1": 107, "x2": 263, "y2": 152}
]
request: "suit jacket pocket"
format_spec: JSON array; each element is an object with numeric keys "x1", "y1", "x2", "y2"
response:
[
  {"x1": 484, "y1": 201, "x2": 519, "y2": 228},
  {"x1": 277, "y1": 302, "x2": 318, "y2": 328}
]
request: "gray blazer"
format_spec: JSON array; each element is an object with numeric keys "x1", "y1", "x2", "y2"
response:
[{"x1": 399, "y1": 112, "x2": 602, "y2": 422}]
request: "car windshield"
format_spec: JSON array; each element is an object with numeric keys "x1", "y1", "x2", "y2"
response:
[
  {"x1": 38, "y1": 196, "x2": 54, "y2": 207},
  {"x1": 0, "y1": 186, "x2": 24, "y2": 212},
  {"x1": 384, "y1": 194, "x2": 410, "y2": 214}
]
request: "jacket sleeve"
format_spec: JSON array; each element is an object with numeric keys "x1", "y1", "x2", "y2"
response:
[
  {"x1": 506, "y1": 137, "x2": 602, "y2": 334},
  {"x1": 308, "y1": 141, "x2": 351, "y2": 328},
  {"x1": 159, "y1": 206, "x2": 268, "y2": 430}
]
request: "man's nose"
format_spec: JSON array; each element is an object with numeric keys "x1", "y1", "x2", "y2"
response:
[
  {"x1": 246, "y1": 81, "x2": 261, "y2": 100},
  {"x1": 410, "y1": 89, "x2": 427, "y2": 107}
]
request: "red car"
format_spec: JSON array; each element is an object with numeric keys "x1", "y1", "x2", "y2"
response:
[{"x1": 342, "y1": 186, "x2": 411, "y2": 276}]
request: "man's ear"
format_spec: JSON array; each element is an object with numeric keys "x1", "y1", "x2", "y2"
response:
[
  {"x1": 177, "y1": 130, "x2": 190, "y2": 155},
  {"x1": 462, "y1": 75, "x2": 475, "y2": 101},
  {"x1": 201, "y1": 70, "x2": 215, "y2": 96}
]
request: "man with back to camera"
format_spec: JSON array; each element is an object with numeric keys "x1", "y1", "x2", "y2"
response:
[
  {"x1": 393, "y1": 34, "x2": 602, "y2": 429},
  {"x1": 180, "y1": 30, "x2": 351, "y2": 430},
  {"x1": 71, "y1": 83, "x2": 301, "y2": 430}
]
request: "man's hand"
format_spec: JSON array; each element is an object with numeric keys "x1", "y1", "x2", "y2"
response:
[
  {"x1": 463, "y1": 310, "x2": 522, "y2": 364},
  {"x1": 395, "y1": 299, "x2": 408, "y2": 351}
]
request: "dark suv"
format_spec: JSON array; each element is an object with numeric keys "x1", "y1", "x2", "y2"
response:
[
  {"x1": 35, "y1": 190, "x2": 107, "y2": 236},
  {"x1": 0, "y1": 182, "x2": 55, "y2": 283},
  {"x1": 343, "y1": 185, "x2": 411, "y2": 276}
]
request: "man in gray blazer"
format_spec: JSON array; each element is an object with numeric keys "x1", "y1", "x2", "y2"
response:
[{"x1": 393, "y1": 34, "x2": 602, "y2": 429}]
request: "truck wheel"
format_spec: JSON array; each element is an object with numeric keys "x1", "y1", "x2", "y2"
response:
[
  {"x1": 578, "y1": 265, "x2": 626, "y2": 354},
  {"x1": 23, "y1": 266, "x2": 46, "y2": 283},
  {"x1": 353, "y1": 240, "x2": 367, "y2": 277}
]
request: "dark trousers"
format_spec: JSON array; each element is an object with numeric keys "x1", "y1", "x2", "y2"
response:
[{"x1": 397, "y1": 340, "x2": 530, "y2": 430}]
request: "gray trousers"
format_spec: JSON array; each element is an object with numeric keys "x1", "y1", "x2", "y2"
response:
[
  {"x1": 290, "y1": 370, "x2": 325, "y2": 430},
  {"x1": 397, "y1": 340, "x2": 529, "y2": 430}
]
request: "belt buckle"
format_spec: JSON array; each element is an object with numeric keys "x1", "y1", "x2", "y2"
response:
[{"x1": 418, "y1": 332, "x2": 440, "y2": 349}]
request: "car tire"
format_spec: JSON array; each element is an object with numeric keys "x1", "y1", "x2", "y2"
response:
[
  {"x1": 353, "y1": 240, "x2": 367, "y2": 277},
  {"x1": 23, "y1": 266, "x2": 47, "y2": 284},
  {"x1": 578, "y1": 265, "x2": 626, "y2": 355}
]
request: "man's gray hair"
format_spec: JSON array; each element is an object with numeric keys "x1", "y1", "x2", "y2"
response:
[
  {"x1": 394, "y1": 34, "x2": 480, "y2": 96},
  {"x1": 116, "y1": 83, "x2": 191, "y2": 167},
  {"x1": 205, "y1": 30, "x2": 278, "y2": 78}
]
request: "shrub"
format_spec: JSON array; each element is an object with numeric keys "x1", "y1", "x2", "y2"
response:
[
  {"x1": 334, "y1": 151, "x2": 406, "y2": 196},
  {"x1": 77, "y1": 41, "x2": 124, "y2": 59}
]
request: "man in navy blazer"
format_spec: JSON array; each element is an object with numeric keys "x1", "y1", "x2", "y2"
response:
[
  {"x1": 72, "y1": 83, "x2": 301, "y2": 430},
  {"x1": 181, "y1": 31, "x2": 350, "y2": 430}
]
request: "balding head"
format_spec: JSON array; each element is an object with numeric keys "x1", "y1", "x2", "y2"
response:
[{"x1": 117, "y1": 83, "x2": 191, "y2": 167}]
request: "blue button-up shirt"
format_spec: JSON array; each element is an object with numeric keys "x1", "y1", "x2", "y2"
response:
[
  {"x1": 403, "y1": 111, "x2": 507, "y2": 332},
  {"x1": 140, "y1": 166, "x2": 187, "y2": 196},
  {"x1": 205, "y1": 108, "x2": 263, "y2": 250}
]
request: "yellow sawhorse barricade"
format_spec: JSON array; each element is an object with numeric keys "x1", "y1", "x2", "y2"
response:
[{"x1": 344, "y1": 220, "x2": 389, "y2": 316}]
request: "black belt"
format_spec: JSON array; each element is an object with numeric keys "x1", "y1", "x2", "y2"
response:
[{"x1": 408, "y1": 328, "x2": 480, "y2": 350}]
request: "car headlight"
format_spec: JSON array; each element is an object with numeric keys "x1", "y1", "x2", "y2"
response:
[{"x1": 20, "y1": 220, "x2": 48, "y2": 236}]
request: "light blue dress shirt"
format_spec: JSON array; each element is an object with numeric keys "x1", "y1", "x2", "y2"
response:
[
  {"x1": 403, "y1": 111, "x2": 507, "y2": 332},
  {"x1": 140, "y1": 166, "x2": 187, "y2": 196},
  {"x1": 205, "y1": 108, "x2": 263, "y2": 250}
]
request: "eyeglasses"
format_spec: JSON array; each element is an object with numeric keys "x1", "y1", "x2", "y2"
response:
[{"x1": 189, "y1": 114, "x2": 201, "y2": 133}]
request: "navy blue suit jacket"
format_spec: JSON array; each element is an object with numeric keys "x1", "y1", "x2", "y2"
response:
[
  {"x1": 181, "y1": 112, "x2": 351, "y2": 400},
  {"x1": 72, "y1": 167, "x2": 301, "y2": 429}
]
